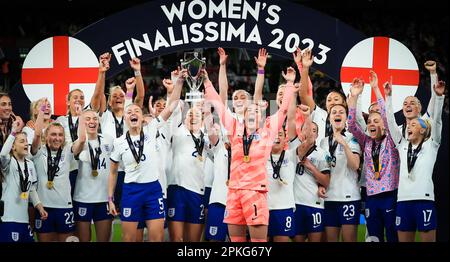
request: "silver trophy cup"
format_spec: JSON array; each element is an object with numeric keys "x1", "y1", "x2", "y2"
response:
[{"x1": 180, "y1": 52, "x2": 206, "y2": 102}]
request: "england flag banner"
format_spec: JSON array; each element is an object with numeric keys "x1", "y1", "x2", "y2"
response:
[
  {"x1": 21, "y1": 36, "x2": 99, "y2": 116},
  {"x1": 340, "y1": 36, "x2": 420, "y2": 113}
]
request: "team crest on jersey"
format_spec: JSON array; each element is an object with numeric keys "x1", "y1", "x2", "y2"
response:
[
  {"x1": 123, "y1": 208, "x2": 132, "y2": 218},
  {"x1": 365, "y1": 208, "x2": 370, "y2": 218},
  {"x1": 11, "y1": 232, "x2": 19, "y2": 242},
  {"x1": 396, "y1": 216, "x2": 401, "y2": 226},
  {"x1": 35, "y1": 219, "x2": 42, "y2": 229},
  {"x1": 104, "y1": 145, "x2": 110, "y2": 152},
  {"x1": 168, "y1": 208, "x2": 175, "y2": 218},
  {"x1": 78, "y1": 207, "x2": 87, "y2": 217},
  {"x1": 209, "y1": 226, "x2": 218, "y2": 236}
]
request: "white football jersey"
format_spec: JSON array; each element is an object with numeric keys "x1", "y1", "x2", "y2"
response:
[
  {"x1": 73, "y1": 135, "x2": 114, "y2": 203},
  {"x1": 293, "y1": 145, "x2": 330, "y2": 209},
  {"x1": 32, "y1": 144, "x2": 74, "y2": 208},
  {"x1": 162, "y1": 103, "x2": 183, "y2": 187},
  {"x1": 155, "y1": 127, "x2": 170, "y2": 198},
  {"x1": 110, "y1": 116, "x2": 166, "y2": 184},
  {"x1": 320, "y1": 132, "x2": 361, "y2": 202},
  {"x1": 209, "y1": 139, "x2": 229, "y2": 206},
  {"x1": 56, "y1": 115, "x2": 80, "y2": 171},
  {"x1": 0, "y1": 155, "x2": 38, "y2": 223},
  {"x1": 266, "y1": 148, "x2": 297, "y2": 210},
  {"x1": 204, "y1": 157, "x2": 214, "y2": 188},
  {"x1": 397, "y1": 140, "x2": 439, "y2": 202},
  {"x1": 170, "y1": 124, "x2": 209, "y2": 195}
]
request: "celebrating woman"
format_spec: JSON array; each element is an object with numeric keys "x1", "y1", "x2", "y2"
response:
[
  {"x1": 0, "y1": 118, "x2": 47, "y2": 242},
  {"x1": 204, "y1": 67, "x2": 298, "y2": 242},
  {"x1": 108, "y1": 69, "x2": 183, "y2": 242},
  {"x1": 385, "y1": 79, "x2": 445, "y2": 242}
]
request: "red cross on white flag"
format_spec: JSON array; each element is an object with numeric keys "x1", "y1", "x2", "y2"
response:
[
  {"x1": 21, "y1": 36, "x2": 99, "y2": 116},
  {"x1": 340, "y1": 37, "x2": 420, "y2": 113}
]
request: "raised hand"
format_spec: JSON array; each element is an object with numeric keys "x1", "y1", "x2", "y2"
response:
[
  {"x1": 384, "y1": 81, "x2": 392, "y2": 97},
  {"x1": 301, "y1": 48, "x2": 314, "y2": 68},
  {"x1": 162, "y1": 79, "x2": 174, "y2": 94},
  {"x1": 200, "y1": 68, "x2": 209, "y2": 81},
  {"x1": 369, "y1": 70, "x2": 378, "y2": 89},
  {"x1": 12, "y1": 117, "x2": 24, "y2": 133},
  {"x1": 254, "y1": 48, "x2": 268, "y2": 69},
  {"x1": 292, "y1": 47, "x2": 302, "y2": 66},
  {"x1": 217, "y1": 47, "x2": 228, "y2": 66},
  {"x1": 434, "y1": 80, "x2": 446, "y2": 96},
  {"x1": 424, "y1": 60, "x2": 437, "y2": 74},
  {"x1": 298, "y1": 104, "x2": 311, "y2": 118},
  {"x1": 125, "y1": 77, "x2": 136, "y2": 92},
  {"x1": 171, "y1": 67, "x2": 181, "y2": 81},
  {"x1": 350, "y1": 77, "x2": 364, "y2": 97},
  {"x1": 148, "y1": 96, "x2": 156, "y2": 116},
  {"x1": 99, "y1": 53, "x2": 111, "y2": 72},
  {"x1": 293, "y1": 82, "x2": 301, "y2": 93},
  {"x1": 129, "y1": 57, "x2": 141, "y2": 72},
  {"x1": 281, "y1": 66, "x2": 296, "y2": 83}
]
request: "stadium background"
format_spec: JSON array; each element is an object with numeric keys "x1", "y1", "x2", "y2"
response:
[{"x1": 0, "y1": 0, "x2": 448, "y2": 241}]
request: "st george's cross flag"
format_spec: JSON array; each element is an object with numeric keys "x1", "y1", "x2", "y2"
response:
[
  {"x1": 21, "y1": 36, "x2": 99, "y2": 116},
  {"x1": 340, "y1": 36, "x2": 420, "y2": 113}
]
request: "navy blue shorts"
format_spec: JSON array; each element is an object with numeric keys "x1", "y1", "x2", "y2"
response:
[
  {"x1": 294, "y1": 204, "x2": 324, "y2": 235},
  {"x1": 0, "y1": 222, "x2": 34, "y2": 242},
  {"x1": 205, "y1": 203, "x2": 228, "y2": 241},
  {"x1": 396, "y1": 200, "x2": 436, "y2": 232},
  {"x1": 73, "y1": 201, "x2": 113, "y2": 222},
  {"x1": 324, "y1": 201, "x2": 361, "y2": 227},
  {"x1": 35, "y1": 207, "x2": 76, "y2": 233},
  {"x1": 120, "y1": 181, "x2": 165, "y2": 222},
  {"x1": 167, "y1": 185, "x2": 205, "y2": 224},
  {"x1": 268, "y1": 208, "x2": 295, "y2": 237},
  {"x1": 365, "y1": 191, "x2": 398, "y2": 242},
  {"x1": 137, "y1": 198, "x2": 168, "y2": 229}
]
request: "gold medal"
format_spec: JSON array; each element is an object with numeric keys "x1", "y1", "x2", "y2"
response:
[
  {"x1": 92, "y1": 170, "x2": 99, "y2": 177},
  {"x1": 243, "y1": 155, "x2": 250, "y2": 163},
  {"x1": 20, "y1": 192, "x2": 29, "y2": 200},
  {"x1": 197, "y1": 155, "x2": 204, "y2": 162},
  {"x1": 374, "y1": 171, "x2": 380, "y2": 180},
  {"x1": 47, "y1": 181, "x2": 54, "y2": 189}
]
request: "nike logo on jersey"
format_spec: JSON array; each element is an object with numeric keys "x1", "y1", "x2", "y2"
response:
[
  {"x1": 284, "y1": 228, "x2": 291, "y2": 232},
  {"x1": 159, "y1": 211, "x2": 165, "y2": 215},
  {"x1": 424, "y1": 223, "x2": 431, "y2": 227},
  {"x1": 252, "y1": 217, "x2": 258, "y2": 220},
  {"x1": 345, "y1": 217, "x2": 354, "y2": 221},
  {"x1": 386, "y1": 209, "x2": 394, "y2": 213},
  {"x1": 313, "y1": 224, "x2": 321, "y2": 228}
]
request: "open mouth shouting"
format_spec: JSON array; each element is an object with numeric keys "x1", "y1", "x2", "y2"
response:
[{"x1": 130, "y1": 115, "x2": 139, "y2": 125}]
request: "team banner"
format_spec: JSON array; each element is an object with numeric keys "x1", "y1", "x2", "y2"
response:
[{"x1": 75, "y1": 0, "x2": 366, "y2": 80}]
